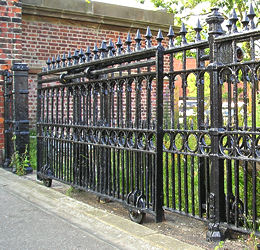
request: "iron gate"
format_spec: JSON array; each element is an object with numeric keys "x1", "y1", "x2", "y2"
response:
[{"x1": 37, "y1": 7, "x2": 260, "y2": 240}]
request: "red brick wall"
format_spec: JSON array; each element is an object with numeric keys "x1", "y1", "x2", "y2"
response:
[
  {"x1": 21, "y1": 17, "x2": 196, "y2": 128},
  {"x1": 0, "y1": 0, "x2": 22, "y2": 164},
  {"x1": 21, "y1": 19, "x2": 169, "y2": 127}
]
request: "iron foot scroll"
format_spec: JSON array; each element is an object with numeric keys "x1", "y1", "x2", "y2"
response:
[{"x1": 206, "y1": 193, "x2": 225, "y2": 242}]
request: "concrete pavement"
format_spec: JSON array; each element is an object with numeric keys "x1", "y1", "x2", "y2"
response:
[{"x1": 0, "y1": 168, "x2": 203, "y2": 250}]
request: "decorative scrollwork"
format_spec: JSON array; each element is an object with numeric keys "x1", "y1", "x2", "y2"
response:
[
  {"x1": 219, "y1": 134, "x2": 235, "y2": 156},
  {"x1": 186, "y1": 133, "x2": 199, "y2": 153},
  {"x1": 255, "y1": 135, "x2": 260, "y2": 157},
  {"x1": 237, "y1": 134, "x2": 252, "y2": 157},
  {"x1": 199, "y1": 133, "x2": 211, "y2": 155},
  {"x1": 173, "y1": 132, "x2": 184, "y2": 151}
]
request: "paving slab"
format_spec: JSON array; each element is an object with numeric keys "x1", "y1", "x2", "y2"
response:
[{"x1": 0, "y1": 168, "x2": 203, "y2": 250}]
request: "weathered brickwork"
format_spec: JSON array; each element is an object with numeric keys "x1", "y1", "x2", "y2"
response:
[
  {"x1": 21, "y1": 19, "x2": 178, "y2": 126},
  {"x1": 0, "y1": 0, "x2": 22, "y2": 163}
]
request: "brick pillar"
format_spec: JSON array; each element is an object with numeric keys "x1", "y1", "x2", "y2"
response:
[{"x1": 0, "y1": 0, "x2": 22, "y2": 165}]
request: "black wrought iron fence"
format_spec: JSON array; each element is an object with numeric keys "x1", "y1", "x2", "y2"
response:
[
  {"x1": 37, "y1": 6, "x2": 260, "y2": 241},
  {"x1": 37, "y1": 43, "x2": 165, "y2": 222}
]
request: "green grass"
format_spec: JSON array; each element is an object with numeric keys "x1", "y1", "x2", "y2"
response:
[{"x1": 29, "y1": 130, "x2": 37, "y2": 170}]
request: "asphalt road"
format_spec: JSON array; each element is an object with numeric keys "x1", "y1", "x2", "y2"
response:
[{"x1": 0, "y1": 187, "x2": 117, "y2": 250}]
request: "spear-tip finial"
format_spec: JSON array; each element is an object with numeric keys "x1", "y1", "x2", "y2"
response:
[
  {"x1": 156, "y1": 29, "x2": 164, "y2": 46},
  {"x1": 180, "y1": 23, "x2": 187, "y2": 44},
  {"x1": 194, "y1": 19, "x2": 202, "y2": 41},
  {"x1": 145, "y1": 26, "x2": 152, "y2": 48},
  {"x1": 135, "y1": 29, "x2": 142, "y2": 51},
  {"x1": 107, "y1": 39, "x2": 114, "y2": 57},
  {"x1": 242, "y1": 11, "x2": 249, "y2": 30},
  {"x1": 116, "y1": 36, "x2": 123, "y2": 55},
  {"x1": 248, "y1": 2, "x2": 256, "y2": 29},
  {"x1": 125, "y1": 32, "x2": 132, "y2": 53},
  {"x1": 93, "y1": 43, "x2": 99, "y2": 60},
  {"x1": 167, "y1": 25, "x2": 174, "y2": 48},
  {"x1": 230, "y1": 8, "x2": 238, "y2": 33}
]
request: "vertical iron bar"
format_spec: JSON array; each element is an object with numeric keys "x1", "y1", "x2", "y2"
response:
[
  {"x1": 206, "y1": 8, "x2": 225, "y2": 241},
  {"x1": 191, "y1": 155, "x2": 195, "y2": 216},
  {"x1": 232, "y1": 58, "x2": 240, "y2": 227},
  {"x1": 37, "y1": 73, "x2": 43, "y2": 178},
  {"x1": 155, "y1": 45, "x2": 164, "y2": 222},
  {"x1": 169, "y1": 54, "x2": 176, "y2": 210},
  {"x1": 197, "y1": 51, "x2": 206, "y2": 218},
  {"x1": 178, "y1": 153, "x2": 181, "y2": 211},
  {"x1": 250, "y1": 36, "x2": 257, "y2": 231}
]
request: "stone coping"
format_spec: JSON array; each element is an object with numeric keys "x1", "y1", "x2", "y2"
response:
[{"x1": 21, "y1": 0, "x2": 177, "y2": 33}]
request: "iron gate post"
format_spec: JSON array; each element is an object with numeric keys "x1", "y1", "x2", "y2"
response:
[
  {"x1": 12, "y1": 63, "x2": 31, "y2": 173},
  {"x1": 206, "y1": 9, "x2": 226, "y2": 241},
  {"x1": 155, "y1": 44, "x2": 165, "y2": 222},
  {"x1": 3, "y1": 70, "x2": 13, "y2": 168},
  {"x1": 36, "y1": 74, "x2": 43, "y2": 179}
]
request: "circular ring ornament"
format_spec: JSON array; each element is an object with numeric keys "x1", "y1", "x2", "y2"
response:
[
  {"x1": 96, "y1": 130, "x2": 101, "y2": 144},
  {"x1": 219, "y1": 134, "x2": 235, "y2": 156},
  {"x1": 118, "y1": 131, "x2": 126, "y2": 147},
  {"x1": 127, "y1": 132, "x2": 135, "y2": 148},
  {"x1": 100, "y1": 130, "x2": 109, "y2": 145},
  {"x1": 199, "y1": 133, "x2": 211, "y2": 155},
  {"x1": 237, "y1": 134, "x2": 252, "y2": 157},
  {"x1": 137, "y1": 132, "x2": 146, "y2": 149},
  {"x1": 89, "y1": 129, "x2": 95, "y2": 143},
  {"x1": 147, "y1": 133, "x2": 156, "y2": 151},
  {"x1": 163, "y1": 132, "x2": 171, "y2": 150},
  {"x1": 86, "y1": 129, "x2": 91, "y2": 143},
  {"x1": 73, "y1": 129, "x2": 78, "y2": 141},
  {"x1": 173, "y1": 132, "x2": 184, "y2": 151},
  {"x1": 186, "y1": 133, "x2": 198, "y2": 153},
  {"x1": 79, "y1": 129, "x2": 84, "y2": 141},
  {"x1": 109, "y1": 131, "x2": 117, "y2": 146},
  {"x1": 255, "y1": 135, "x2": 260, "y2": 157}
]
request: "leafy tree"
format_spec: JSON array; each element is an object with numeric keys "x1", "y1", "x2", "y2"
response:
[{"x1": 138, "y1": 0, "x2": 259, "y2": 25}]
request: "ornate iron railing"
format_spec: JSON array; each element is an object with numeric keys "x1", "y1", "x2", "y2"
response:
[{"x1": 37, "y1": 6, "x2": 260, "y2": 241}]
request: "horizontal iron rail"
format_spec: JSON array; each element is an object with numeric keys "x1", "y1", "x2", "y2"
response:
[
  {"x1": 166, "y1": 68, "x2": 208, "y2": 75},
  {"x1": 37, "y1": 136, "x2": 157, "y2": 153},
  {"x1": 214, "y1": 154, "x2": 260, "y2": 162},
  {"x1": 163, "y1": 129, "x2": 210, "y2": 133},
  {"x1": 163, "y1": 207, "x2": 208, "y2": 222},
  {"x1": 163, "y1": 129, "x2": 260, "y2": 135},
  {"x1": 39, "y1": 48, "x2": 157, "y2": 77},
  {"x1": 166, "y1": 61, "x2": 260, "y2": 76},
  {"x1": 90, "y1": 59, "x2": 155, "y2": 75},
  {"x1": 215, "y1": 29, "x2": 260, "y2": 43},
  {"x1": 38, "y1": 71, "x2": 156, "y2": 85},
  {"x1": 163, "y1": 149, "x2": 210, "y2": 158},
  {"x1": 38, "y1": 123, "x2": 156, "y2": 133},
  {"x1": 164, "y1": 207, "x2": 260, "y2": 238},
  {"x1": 217, "y1": 130, "x2": 260, "y2": 135},
  {"x1": 164, "y1": 40, "x2": 209, "y2": 54},
  {"x1": 163, "y1": 148, "x2": 260, "y2": 162},
  {"x1": 220, "y1": 223, "x2": 260, "y2": 237},
  {"x1": 216, "y1": 61, "x2": 260, "y2": 69}
]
